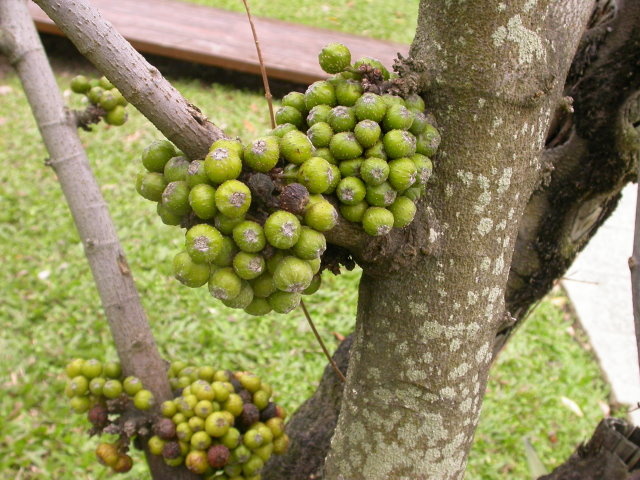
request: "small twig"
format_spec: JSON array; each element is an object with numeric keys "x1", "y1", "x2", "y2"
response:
[
  {"x1": 300, "y1": 300, "x2": 347, "y2": 383},
  {"x1": 241, "y1": 0, "x2": 276, "y2": 129}
]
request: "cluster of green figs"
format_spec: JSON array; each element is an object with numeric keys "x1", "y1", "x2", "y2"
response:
[
  {"x1": 65, "y1": 358, "x2": 289, "y2": 478},
  {"x1": 134, "y1": 43, "x2": 440, "y2": 315},
  {"x1": 70, "y1": 74, "x2": 129, "y2": 125}
]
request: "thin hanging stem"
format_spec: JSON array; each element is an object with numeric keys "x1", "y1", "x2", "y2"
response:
[
  {"x1": 241, "y1": 0, "x2": 276, "y2": 128},
  {"x1": 300, "y1": 300, "x2": 347, "y2": 383}
]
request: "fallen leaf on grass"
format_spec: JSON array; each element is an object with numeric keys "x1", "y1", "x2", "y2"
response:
[{"x1": 560, "y1": 396, "x2": 584, "y2": 417}]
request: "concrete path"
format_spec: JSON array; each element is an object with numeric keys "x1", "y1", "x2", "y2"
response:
[{"x1": 562, "y1": 184, "x2": 640, "y2": 425}]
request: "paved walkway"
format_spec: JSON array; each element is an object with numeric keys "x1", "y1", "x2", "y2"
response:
[{"x1": 562, "y1": 184, "x2": 640, "y2": 425}]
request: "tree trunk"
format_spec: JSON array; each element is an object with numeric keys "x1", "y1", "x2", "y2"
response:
[
  {"x1": 0, "y1": 1, "x2": 198, "y2": 478},
  {"x1": 321, "y1": 2, "x2": 594, "y2": 478}
]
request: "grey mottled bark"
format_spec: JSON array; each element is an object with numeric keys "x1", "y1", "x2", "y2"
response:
[{"x1": 0, "y1": 1, "x2": 197, "y2": 478}]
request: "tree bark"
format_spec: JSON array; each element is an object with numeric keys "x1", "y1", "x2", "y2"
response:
[
  {"x1": 0, "y1": 1, "x2": 197, "y2": 478},
  {"x1": 321, "y1": 2, "x2": 593, "y2": 479}
]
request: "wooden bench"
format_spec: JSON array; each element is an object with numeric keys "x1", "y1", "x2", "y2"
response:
[{"x1": 29, "y1": 0, "x2": 409, "y2": 85}]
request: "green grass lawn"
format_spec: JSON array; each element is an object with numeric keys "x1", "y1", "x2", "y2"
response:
[{"x1": 0, "y1": 1, "x2": 617, "y2": 478}]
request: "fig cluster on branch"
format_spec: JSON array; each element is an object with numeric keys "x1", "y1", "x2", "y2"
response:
[{"x1": 134, "y1": 43, "x2": 441, "y2": 316}]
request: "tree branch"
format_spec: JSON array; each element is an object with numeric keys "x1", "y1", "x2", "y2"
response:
[
  {"x1": 0, "y1": 2, "x2": 196, "y2": 478},
  {"x1": 34, "y1": 0, "x2": 226, "y2": 160}
]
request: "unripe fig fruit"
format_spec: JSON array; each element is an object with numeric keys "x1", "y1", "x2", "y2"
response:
[
  {"x1": 264, "y1": 211, "x2": 301, "y2": 249},
  {"x1": 123, "y1": 376, "x2": 143, "y2": 396},
  {"x1": 69, "y1": 395, "x2": 91, "y2": 413},
  {"x1": 244, "y1": 297, "x2": 272, "y2": 316},
  {"x1": 223, "y1": 393, "x2": 243, "y2": 416},
  {"x1": 353, "y1": 119, "x2": 382, "y2": 148},
  {"x1": 70, "y1": 75, "x2": 91, "y2": 94},
  {"x1": 365, "y1": 181, "x2": 397, "y2": 207},
  {"x1": 303, "y1": 201, "x2": 338, "y2": 231},
  {"x1": 383, "y1": 129, "x2": 417, "y2": 159},
  {"x1": 381, "y1": 93, "x2": 406, "y2": 107},
  {"x1": 98, "y1": 90, "x2": 119, "y2": 111},
  {"x1": 185, "y1": 224, "x2": 224, "y2": 264},
  {"x1": 67, "y1": 375, "x2": 89, "y2": 397},
  {"x1": 232, "y1": 220, "x2": 266, "y2": 253},
  {"x1": 104, "y1": 105, "x2": 127, "y2": 126},
  {"x1": 214, "y1": 213, "x2": 245, "y2": 235},
  {"x1": 161, "y1": 180, "x2": 191, "y2": 216},
  {"x1": 87, "y1": 86, "x2": 104, "y2": 105},
  {"x1": 148, "y1": 435, "x2": 166, "y2": 456},
  {"x1": 133, "y1": 389, "x2": 155, "y2": 410},
  {"x1": 364, "y1": 140, "x2": 388, "y2": 160},
  {"x1": 233, "y1": 252, "x2": 266, "y2": 280},
  {"x1": 389, "y1": 196, "x2": 417, "y2": 228},
  {"x1": 215, "y1": 180, "x2": 252, "y2": 218},
  {"x1": 336, "y1": 176, "x2": 367, "y2": 205},
  {"x1": 409, "y1": 110, "x2": 429, "y2": 136},
  {"x1": 327, "y1": 106, "x2": 357, "y2": 133},
  {"x1": 269, "y1": 122, "x2": 298, "y2": 138},
  {"x1": 89, "y1": 377, "x2": 106, "y2": 396},
  {"x1": 98, "y1": 76, "x2": 114, "y2": 89},
  {"x1": 208, "y1": 444, "x2": 231, "y2": 468},
  {"x1": 338, "y1": 158, "x2": 363, "y2": 178},
  {"x1": 330, "y1": 132, "x2": 363, "y2": 160},
  {"x1": 208, "y1": 267, "x2": 242, "y2": 301},
  {"x1": 273, "y1": 256, "x2": 314, "y2": 293},
  {"x1": 355, "y1": 92, "x2": 387, "y2": 122},
  {"x1": 318, "y1": 43, "x2": 351, "y2": 74},
  {"x1": 102, "y1": 379, "x2": 123, "y2": 399},
  {"x1": 403, "y1": 185, "x2": 425, "y2": 201},
  {"x1": 297, "y1": 157, "x2": 335, "y2": 194},
  {"x1": 326, "y1": 164, "x2": 341, "y2": 194},
  {"x1": 81, "y1": 358, "x2": 103, "y2": 379},
  {"x1": 280, "y1": 130, "x2": 314, "y2": 165},
  {"x1": 304, "y1": 80, "x2": 336, "y2": 110},
  {"x1": 306, "y1": 104, "x2": 332, "y2": 126},
  {"x1": 156, "y1": 201, "x2": 182, "y2": 226},
  {"x1": 339, "y1": 200, "x2": 369, "y2": 223},
  {"x1": 173, "y1": 251, "x2": 210, "y2": 287},
  {"x1": 209, "y1": 138, "x2": 243, "y2": 157},
  {"x1": 250, "y1": 272, "x2": 277, "y2": 298},
  {"x1": 388, "y1": 157, "x2": 418, "y2": 192},
  {"x1": 205, "y1": 147, "x2": 242, "y2": 184},
  {"x1": 222, "y1": 280, "x2": 255, "y2": 309},
  {"x1": 334, "y1": 79, "x2": 364, "y2": 107},
  {"x1": 65, "y1": 358, "x2": 85, "y2": 378},
  {"x1": 382, "y1": 104, "x2": 414, "y2": 131},
  {"x1": 244, "y1": 136, "x2": 280, "y2": 173},
  {"x1": 188, "y1": 183, "x2": 217, "y2": 219},
  {"x1": 136, "y1": 171, "x2": 167, "y2": 202},
  {"x1": 254, "y1": 442, "x2": 274, "y2": 462},
  {"x1": 302, "y1": 273, "x2": 322, "y2": 295},
  {"x1": 212, "y1": 235, "x2": 239, "y2": 267},
  {"x1": 190, "y1": 430, "x2": 213, "y2": 451},
  {"x1": 273, "y1": 433, "x2": 290, "y2": 454},
  {"x1": 307, "y1": 256, "x2": 322, "y2": 275},
  {"x1": 362, "y1": 206, "x2": 394, "y2": 236},
  {"x1": 164, "y1": 155, "x2": 190, "y2": 182},
  {"x1": 354, "y1": 56, "x2": 390, "y2": 80},
  {"x1": 220, "y1": 427, "x2": 241, "y2": 449},
  {"x1": 405, "y1": 93, "x2": 426, "y2": 111},
  {"x1": 281, "y1": 91, "x2": 307, "y2": 113},
  {"x1": 292, "y1": 226, "x2": 327, "y2": 259},
  {"x1": 142, "y1": 139, "x2": 176, "y2": 173},
  {"x1": 360, "y1": 156, "x2": 389, "y2": 186},
  {"x1": 267, "y1": 290, "x2": 302, "y2": 314},
  {"x1": 275, "y1": 106, "x2": 304, "y2": 130},
  {"x1": 313, "y1": 147, "x2": 337, "y2": 165},
  {"x1": 242, "y1": 454, "x2": 264, "y2": 476},
  {"x1": 416, "y1": 124, "x2": 441, "y2": 157},
  {"x1": 307, "y1": 122, "x2": 334, "y2": 148},
  {"x1": 103, "y1": 361, "x2": 121, "y2": 379},
  {"x1": 176, "y1": 422, "x2": 193, "y2": 442},
  {"x1": 265, "y1": 249, "x2": 288, "y2": 274},
  {"x1": 412, "y1": 153, "x2": 433, "y2": 186},
  {"x1": 205, "y1": 411, "x2": 231, "y2": 437}
]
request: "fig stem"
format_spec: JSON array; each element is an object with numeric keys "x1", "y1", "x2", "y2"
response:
[
  {"x1": 300, "y1": 300, "x2": 347, "y2": 383},
  {"x1": 241, "y1": 0, "x2": 276, "y2": 129}
]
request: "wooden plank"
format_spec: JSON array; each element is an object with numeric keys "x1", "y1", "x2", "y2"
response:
[{"x1": 28, "y1": 0, "x2": 409, "y2": 85}]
